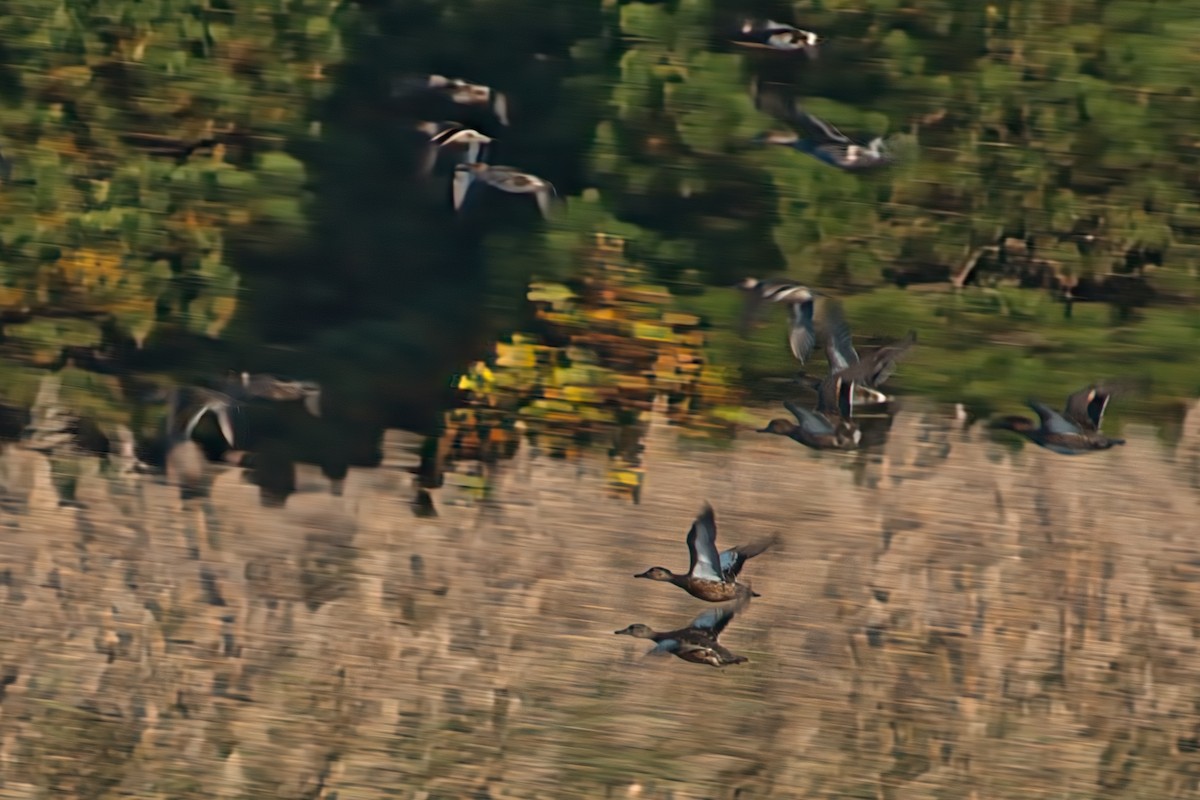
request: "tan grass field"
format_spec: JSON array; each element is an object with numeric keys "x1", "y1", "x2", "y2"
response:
[{"x1": 2, "y1": 398, "x2": 1200, "y2": 799}]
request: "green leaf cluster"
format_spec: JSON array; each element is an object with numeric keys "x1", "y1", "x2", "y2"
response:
[{"x1": 0, "y1": 0, "x2": 341, "y2": 353}]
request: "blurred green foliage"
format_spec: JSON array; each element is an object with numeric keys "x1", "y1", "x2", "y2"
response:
[
  {"x1": 0, "y1": 0, "x2": 1198, "y2": 435},
  {"x1": 0, "y1": 0, "x2": 340, "y2": 351}
]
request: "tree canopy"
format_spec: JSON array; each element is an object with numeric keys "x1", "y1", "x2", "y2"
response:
[{"x1": 0, "y1": 0, "x2": 1197, "y2": 437}]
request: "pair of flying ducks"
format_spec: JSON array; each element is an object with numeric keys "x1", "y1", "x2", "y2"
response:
[
  {"x1": 397, "y1": 75, "x2": 557, "y2": 218},
  {"x1": 616, "y1": 503, "x2": 778, "y2": 668}
]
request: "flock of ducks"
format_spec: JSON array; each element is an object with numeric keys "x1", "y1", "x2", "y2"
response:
[
  {"x1": 391, "y1": 16, "x2": 892, "y2": 221},
  {"x1": 616, "y1": 16, "x2": 1130, "y2": 668},
  {"x1": 616, "y1": 503, "x2": 778, "y2": 667},
  {"x1": 734, "y1": 275, "x2": 1127, "y2": 456},
  {"x1": 735, "y1": 275, "x2": 916, "y2": 451}
]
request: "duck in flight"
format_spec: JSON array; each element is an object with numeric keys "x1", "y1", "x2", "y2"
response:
[
  {"x1": 735, "y1": 277, "x2": 817, "y2": 364},
  {"x1": 810, "y1": 300, "x2": 917, "y2": 405},
  {"x1": 224, "y1": 372, "x2": 322, "y2": 418},
  {"x1": 394, "y1": 75, "x2": 509, "y2": 126},
  {"x1": 634, "y1": 503, "x2": 779, "y2": 603},
  {"x1": 453, "y1": 163, "x2": 557, "y2": 218},
  {"x1": 989, "y1": 384, "x2": 1126, "y2": 455},
  {"x1": 731, "y1": 18, "x2": 820, "y2": 57},
  {"x1": 614, "y1": 603, "x2": 750, "y2": 668},
  {"x1": 757, "y1": 397, "x2": 862, "y2": 451},
  {"x1": 752, "y1": 82, "x2": 895, "y2": 171},
  {"x1": 415, "y1": 121, "x2": 494, "y2": 175},
  {"x1": 163, "y1": 373, "x2": 322, "y2": 449}
]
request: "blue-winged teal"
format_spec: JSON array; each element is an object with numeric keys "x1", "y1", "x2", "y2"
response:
[
  {"x1": 752, "y1": 82, "x2": 895, "y2": 171},
  {"x1": 735, "y1": 277, "x2": 817, "y2": 364},
  {"x1": 758, "y1": 398, "x2": 861, "y2": 451},
  {"x1": 395, "y1": 75, "x2": 509, "y2": 126},
  {"x1": 225, "y1": 372, "x2": 322, "y2": 418},
  {"x1": 731, "y1": 19, "x2": 820, "y2": 57},
  {"x1": 453, "y1": 163, "x2": 557, "y2": 218},
  {"x1": 415, "y1": 121, "x2": 495, "y2": 175},
  {"x1": 615, "y1": 603, "x2": 750, "y2": 668},
  {"x1": 635, "y1": 503, "x2": 778, "y2": 603},
  {"x1": 813, "y1": 300, "x2": 916, "y2": 405},
  {"x1": 989, "y1": 384, "x2": 1126, "y2": 455}
]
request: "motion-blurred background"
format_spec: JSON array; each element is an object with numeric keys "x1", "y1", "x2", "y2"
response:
[{"x1": 1, "y1": 0, "x2": 1200, "y2": 797}]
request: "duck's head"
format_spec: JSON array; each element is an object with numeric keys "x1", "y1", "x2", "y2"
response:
[
  {"x1": 732, "y1": 277, "x2": 759, "y2": 290},
  {"x1": 634, "y1": 567, "x2": 674, "y2": 581},
  {"x1": 756, "y1": 418, "x2": 794, "y2": 435},
  {"x1": 614, "y1": 623, "x2": 654, "y2": 638}
]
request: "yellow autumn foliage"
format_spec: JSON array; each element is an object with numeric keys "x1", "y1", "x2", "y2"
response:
[{"x1": 56, "y1": 249, "x2": 123, "y2": 294}]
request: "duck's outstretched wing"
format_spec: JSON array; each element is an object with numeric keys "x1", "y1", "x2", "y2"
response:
[
  {"x1": 477, "y1": 165, "x2": 531, "y2": 193},
  {"x1": 1064, "y1": 384, "x2": 1113, "y2": 432},
  {"x1": 492, "y1": 92, "x2": 509, "y2": 127},
  {"x1": 719, "y1": 533, "x2": 781, "y2": 579},
  {"x1": 816, "y1": 373, "x2": 855, "y2": 419},
  {"x1": 821, "y1": 300, "x2": 859, "y2": 373},
  {"x1": 685, "y1": 503, "x2": 724, "y2": 583},
  {"x1": 793, "y1": 108, "x2": 854, "y2": 145},
  {"x1": 534, "y1": 183, "x2": 557, "y2": 218},
  {"x1": 783, "y1": 399, "x2": 836, "y2": 435},
  {"x1": 645, "y1": 638, "x2": 682, "y2": 657},
  {"x1": 172, "y1": 388, "x2": 236, "y2": 447},
  {"x1": 688, "y1": 603, "x2": 741, "y2": 639},
  {"x1": 1028, "y1": 400, "x2": 1081, "y2": 435},
  {"x1": 861, "y1": 330, "x2": 917, "y2": 387},
  {"x1": 787, "y1": 299, "x2": 816, "y2": 363},
  {"x1": 452, "y1": 166, "x2": 475, "y2": 211}
]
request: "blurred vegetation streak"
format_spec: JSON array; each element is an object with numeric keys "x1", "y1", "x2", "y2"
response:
[{"x1": 446, "y1": 233, "x2": 741, "y2": 504}]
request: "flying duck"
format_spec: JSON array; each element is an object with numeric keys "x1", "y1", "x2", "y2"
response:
[
  {"x1": 395, "y1": 75, "x2": 509, "y2": 126},
  {"x1": 815, "y1": 300, "x2": 917, "y2": 404},
  {"x1": 614, "y1": 603, "x2": 750, "y2": 668},
  {"x1": 453, "y1": 163, "x2": 557, "y2": 218},
  {"x1": 731, "y1": 18, "x2": 820, "y2": 57},
  {"x1": 989, "y1": 384, "x2": 1126, "y2": 455},
  {"x1": 757, "y1": 398, "x2": 861, "y2": 451},
  {"x1": 415, "y1": 121, "x2": 495, "y2": 175},
  {"x1": 752, "y1": 82, "x2": 895, "y2": 171},
  {"x1": 735, "y1": 277, "x2": 817, "y2": 363},
  {"x1": 224, "y1": 372, "x2": 322, "y2": 417},
  {"x1": 634, "y1": 503, "x2": 778, "y2": 603}
]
